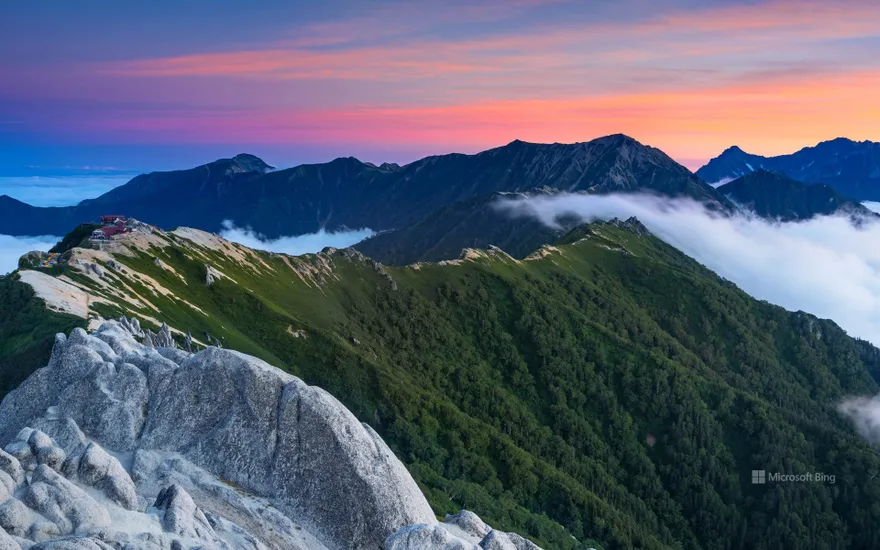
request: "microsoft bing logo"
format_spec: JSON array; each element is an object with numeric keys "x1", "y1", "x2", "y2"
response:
[{"x1": 750, "y1": 469, "x2": 834, "y2": 484}]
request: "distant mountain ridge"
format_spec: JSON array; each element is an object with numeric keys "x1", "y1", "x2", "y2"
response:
[
  {"x1": 717, "y1": 169, "x2": 874, "y2": 221},
  {"x1": 354, "y1": 190, "x2": 578, "y2": 265},
  {"x1": 698, "y1": 137, "x2": 880, "y2": 200},
  {"x1": 79, "y1": 153, "x2": 274, "y2": 207},
  {"x1": 0, "y1": 134, "x2": 729, "y2": 238}
]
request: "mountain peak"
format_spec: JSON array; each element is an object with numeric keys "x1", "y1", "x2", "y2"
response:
[
  {"x1": 595, "y1": 133, "x2": 640, "y2": 147},
  {"x1": 699, "y1": 136, "x2": 880, "y2": 200},
  {"x1": 0, "y1": 194, "x2": 28, "y2": 206},
  {"x1": 229, "y1": 153, "x2": 274, "y2": 173}
]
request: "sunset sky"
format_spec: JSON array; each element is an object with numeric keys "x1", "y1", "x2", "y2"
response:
[{"x1": 2, "y1": 0, "x2": 879, "y2": 176}]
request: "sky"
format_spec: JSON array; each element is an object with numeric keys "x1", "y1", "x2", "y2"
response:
[{"x1": 1, "y1": 0, "x2": 879, "y2": 179}]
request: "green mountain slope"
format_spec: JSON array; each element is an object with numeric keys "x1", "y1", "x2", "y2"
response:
[
  {"x1": 0, "y1": 274, "x2": 85, "y2": 399},
  {"x1": 355, "y1": 191, "x2": 579, "y2": 265},
  {"x1": 717, "y1": 169, "x2": 873, "y2": 220},
  {"x1": 6, "y1": 221, "x2": 880, "y2": 549}
]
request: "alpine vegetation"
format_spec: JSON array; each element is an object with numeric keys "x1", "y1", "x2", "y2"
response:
[
  {"x1": 6, "y1": 217, "x2": 880, "y2": 549},
  {"x1": 495, "y1": 192, "x2": 880, "y2": 345}
]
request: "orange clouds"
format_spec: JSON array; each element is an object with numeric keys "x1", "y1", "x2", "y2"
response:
[
  {"x1": 83, "y1": 0, "x2": 880, "y2": 163},
  {"x1": 86, "y1": 68, "x2": 880, "y2": 165}
]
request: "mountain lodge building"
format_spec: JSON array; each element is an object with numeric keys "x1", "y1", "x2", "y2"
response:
[{"x1": 91, "y1": 215, "x2": 132, "y2": 242}]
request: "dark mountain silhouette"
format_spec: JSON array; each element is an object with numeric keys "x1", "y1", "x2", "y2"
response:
[
  {"x1": 698, "y1": 138, "x2": 880, "y2": 200},
  {"x1": 1, "y1": 135, "x2": 728, "y2": 237},
  {"x1": 717, "y1": 169, "x2": 873, "y2": 221}
]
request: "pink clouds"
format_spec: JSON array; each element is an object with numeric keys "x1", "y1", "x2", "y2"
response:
[
  {"x1": 4, "y1": 0, "x2": 879, "y2": 168},
  {"x1": 70, "y1": 68, "x2": 880, "y2": 165},
  {"x1": 104, "y1": 0, "x2": 880, "y2": 86}
]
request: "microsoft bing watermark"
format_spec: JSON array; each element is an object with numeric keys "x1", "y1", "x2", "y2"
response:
[{"x1": 751, "y1": 469, "x2": 835, "y2": 485}]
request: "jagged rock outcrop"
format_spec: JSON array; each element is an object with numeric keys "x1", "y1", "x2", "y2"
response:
[
  {"x1": 604, "y1": 216, "x2": 650, "y2": 236},
  {"x1": 86, "y1": 263, "x2": 104, "y2": 278},
  {"x1": 139, "y1": 323, "x2": 176, "y2": 350},
  {"x1": 153, "y1": 485, "x2": 220, "y2": 541},
  {"x1": 117, "y1": 315, "x2": 144, "y2": 338},
  {"x1": 0, "y1": 321, "x2": 436, "y2": 549},
  {"x1": 153, "y1": 323, "x2": 176, "y2": 348}
]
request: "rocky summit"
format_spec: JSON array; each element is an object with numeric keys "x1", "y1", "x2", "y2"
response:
[{"x1": 0, "y1": 320, "x2": 542, "y2": 550}]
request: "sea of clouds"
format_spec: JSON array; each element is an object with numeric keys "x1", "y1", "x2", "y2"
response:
[
  {"x1": 0, "y1": 234, "x2": 61, "y2": 275},
  {"x1": 219, "y1": 221, "x2": 374, "y2": 256},
  {"x1": 0, "y1": 176, "x2": 132, "y2": 207},
  {"x1": 497, "y1": 192, "x2": 880, "y2": 345}
]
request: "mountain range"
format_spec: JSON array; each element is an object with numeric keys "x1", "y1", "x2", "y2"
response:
[
  {"x1": 3, "y1": 131, "x2": 880, "y2": 547},
  {"x1": 697, "y1": 137, "x2": 880, "y2": 200},
  {"x1": 0, "y1": 135, "x2": 730, "y2": 239},
  {"x1": 3, "y1": 216, "x2": 880, "y2": 549},
  {"x1": 7, "y1": 133, "x2": 877, "y2": 272}
]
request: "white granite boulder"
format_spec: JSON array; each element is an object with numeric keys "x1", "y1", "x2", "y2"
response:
[{"x1": 0, "y1": 321, "x2": 438, "y2": 550}]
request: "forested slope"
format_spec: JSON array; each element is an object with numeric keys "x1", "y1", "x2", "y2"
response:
[{"x1": 4, "y1": 220, "x2": 880, "y2": 549}]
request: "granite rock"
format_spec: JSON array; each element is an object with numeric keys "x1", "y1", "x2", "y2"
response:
[{"x1": 0, "y1": 321, "x2": 437, "y2": 550}]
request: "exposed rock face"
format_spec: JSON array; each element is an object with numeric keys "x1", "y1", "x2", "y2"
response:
[
  {"x1": 204, "y1": 264, "x2": 222, "y2": 286},
  {"x1": 385, "y1": 510, "x2": 544, "y2": 550},
  {"x1": 150, "y1": 323, "x2": 176, "y2": 348},
  {"x1": 386, "y1": 524, "x2": 479, "y2": 550},
  {"x1": 117, "y1": 315, "x2": 144, "y2": 338},
  {"x1": 0, "y1": 322, "x2": 436, "y2": 549},
  {"x1": 0, "y1": 322, "x2": 543, "y2": 550},
  {"x1": 445, "y1": 510, "x2": 491, "y2": 539}
]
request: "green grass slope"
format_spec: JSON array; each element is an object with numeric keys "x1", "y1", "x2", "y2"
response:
[
  {"x1": 0, "y1": 275, "x2": 85, "y2": 399},
  {"x1": 6, "y1": 221, "x2": 880, "y2": 549}
]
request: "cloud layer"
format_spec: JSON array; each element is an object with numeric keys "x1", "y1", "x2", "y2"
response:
[
  {"x1": 0, "y1": 176, "x2": 132, "y2": 206},
  {"x1": 219, "y1": 221, "x2": 373, "y2": 257},
  {"x1": 0, "y1": 234, "x2": 60, "y2": 275},
  {"x1": 497, "y1": 192, "x2": 880, "y2": 346},
  {"x1": 838, "y1": 396, "x2": 880, "y2": 449}
]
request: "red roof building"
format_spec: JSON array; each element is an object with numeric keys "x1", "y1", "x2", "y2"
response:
[
  {"x1": 100, "y1": 215, "x2": 127, "y2": 225},
  {"x1": 100, "y1": 225, "x2": 127, "y2": 237}
]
